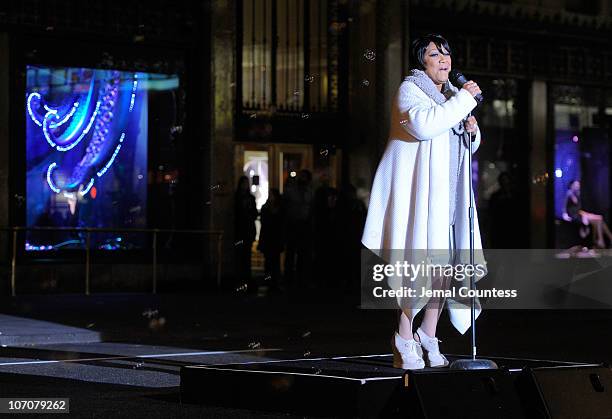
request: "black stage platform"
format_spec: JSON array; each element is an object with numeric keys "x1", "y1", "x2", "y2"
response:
[{"x1": 180, "y1": 354, "x2": 599, "y2": 418}]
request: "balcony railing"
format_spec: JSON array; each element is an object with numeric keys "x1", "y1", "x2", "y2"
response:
[{"x1": 1, "y1": 226, "x2": 223, "y2": 296}]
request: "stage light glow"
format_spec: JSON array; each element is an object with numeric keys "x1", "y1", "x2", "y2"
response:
[
  {"x1": 43, "y1": 104, "x2": 58, "y2": 114},
  {"x1": 80, "y1": 178, "x2": 95, "y2": 196},
  {"x1": 49, "y1": 102, "x2": 79, "y2": 129},
  {"x1": 53, "y1": 240, "x2": 82, "y2": 248},
  {"x1": 555, "y1": 169, "x2": 563, "y2": 178},
  {"x1": 33, "y1": 77, "x2": 98, "y2": 151},
  {"x1": 56, "y1": 101, "x2": 100, "y2": 152},
  {"x1": 572, "y1": 135, "x2": 579, "y2": 142},
  {"x1": 129, "y1": 76, "x2": 138, "y2": 112},
  {"x1": 46, "y1": 163, "x2": 61, "y2": 193},
  {"x1": 27, "y1": 239, "x2": 84, "y2": 251},
  {"x1": 42, "y1": 112, "x2": 59, "y2": 148},
  {"x1": 97, "y1": 132, "x2": 125, "y2": 177},
  {"x1": 46, "y1": 78, "x2": 97, "y2": 148},
  {"x1": 34, "y1": 81, "x2": 99, "y2": 152},
  {"x1": 27, "y1": 93, "x2": 43, "y2": 126}
]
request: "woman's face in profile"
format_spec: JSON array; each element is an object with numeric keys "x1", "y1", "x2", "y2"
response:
[{"x1": 423, "y1": 42, "x2": 451, "y2": 87}]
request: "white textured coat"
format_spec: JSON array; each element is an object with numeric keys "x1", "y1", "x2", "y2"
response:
[{"x1": 361, "y1": 79, "x2": 487, "y2": 334}]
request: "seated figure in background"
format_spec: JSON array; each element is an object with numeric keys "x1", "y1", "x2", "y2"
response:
[{"x1": 562, "y1": 180, "x2": 612, "y2": 249}]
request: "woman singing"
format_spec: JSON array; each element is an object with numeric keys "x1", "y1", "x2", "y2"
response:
[{"x1": 361, "y1": 34, "x2": 487, "y2": 369}]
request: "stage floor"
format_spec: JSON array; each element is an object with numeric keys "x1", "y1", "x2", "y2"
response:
[
  {"x1": 182, "y1": 352, "x2": 592, "y2": 380},
  {"x1": 1, "y1": 293, "x2": 611, "y2": 417},
  {"x1": 180, "y1": 353, "x2": 598, "y2": 417}
]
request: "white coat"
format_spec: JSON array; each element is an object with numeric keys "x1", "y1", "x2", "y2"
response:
[{"x1": 361, "y1": 78, "x2": 487, "y2": 334}]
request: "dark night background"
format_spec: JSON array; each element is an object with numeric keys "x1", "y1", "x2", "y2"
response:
[{"x1": 0, "y1": 1, "x2": 611, "y2": 417}]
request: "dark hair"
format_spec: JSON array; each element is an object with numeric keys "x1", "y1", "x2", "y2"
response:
[
  {"x1": 269, "y1": 188, "x2": 281, "y2": 200},
  {"x1": 298, "y1": 169, "x2": 312, "y2": 182},
  {"x1": 410, "y1": 34, "x2": 452, "y2": 70},
  {"x1": 567, "y1": 179, "x2": 580, "y2": 189},
  {"x1": 236, "y1": 175, "x2": 250, "y2": 193},
  {"x1": 497, "y1": 172, "x2": 511, "y2": 184}
]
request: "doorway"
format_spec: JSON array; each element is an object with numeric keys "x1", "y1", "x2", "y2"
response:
[{"x1": 235, "y1": 142, "x2": 341, "y2": 273}]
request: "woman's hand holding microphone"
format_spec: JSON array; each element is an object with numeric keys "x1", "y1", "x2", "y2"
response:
[{"x1": 462, "y1": 80, "x2": 482, "y2": 98}]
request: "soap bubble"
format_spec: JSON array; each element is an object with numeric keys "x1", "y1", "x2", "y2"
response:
[{"x1": 363, "y1": 49, "x2": 376, "y2": 61}]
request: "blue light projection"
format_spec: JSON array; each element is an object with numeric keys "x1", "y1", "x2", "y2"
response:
[
  {"x1": 26, "y1": 65, "x2": 179, "y2": 251},
  {"x1": 554, "y1": 129, "x2": 581, "y2": 219}
]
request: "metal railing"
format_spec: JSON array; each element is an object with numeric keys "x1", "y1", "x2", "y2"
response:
[{"x1": 0, "y1": 226, "x2": 223, "y2": 297}]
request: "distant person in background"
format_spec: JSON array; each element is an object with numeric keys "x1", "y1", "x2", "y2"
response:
[
  {"x1": 488, "y1": 172, "x2": 520, "y2": 248},
  {"x1": 258, "y1": 188, "x2": 285, "y2": 293},
  {"x1": 342, "y1": 184, "x2": 367, "y2": 293},
  {"x1": 234, "y1": 176, "x2": 258, "y2": 291},
  {"x1": 563, "y1": 180, "x2": 612, "y2": 248},
  {"x1": 313, "y1": 185, "x2": 342, "y2": 289},
  {"x1": 33, "y1": 200, "x2": 57, "y2": 247},
  {"x1": 283, "y1": 169, "x2": 314, "y2": 289},
  {"x1": 62, "y1": 193, "x2": 83, "y2": 245}
]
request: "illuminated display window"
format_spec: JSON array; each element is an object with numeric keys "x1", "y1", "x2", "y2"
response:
[{"x1": 25, "y1": 65, "x2": 179, "y2": 251}]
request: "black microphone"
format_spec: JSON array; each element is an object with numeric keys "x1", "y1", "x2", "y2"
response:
[{"x1": 449, "y1": 70, "x2": 483, "y2": 103}]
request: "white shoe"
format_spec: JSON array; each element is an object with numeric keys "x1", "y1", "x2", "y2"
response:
[
  {"x1": 415, "y1": 327, "x2": 449, "y2": 368},
  {"x1": 391, "y1": 332, "x2": 425, "y2": 370}
]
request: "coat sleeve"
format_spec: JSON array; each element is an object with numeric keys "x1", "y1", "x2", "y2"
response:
[{"x1": 398, "y1": 81, "x2": 478, "y2": 140}]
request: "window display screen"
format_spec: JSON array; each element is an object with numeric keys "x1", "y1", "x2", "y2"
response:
[{"x1": 25, "y1": 65, "x2": 179, "y2": 251}]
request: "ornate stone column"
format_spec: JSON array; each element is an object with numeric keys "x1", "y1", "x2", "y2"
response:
[{"x1": 211, "y1": 0, "x2": 238, "y2": 283}]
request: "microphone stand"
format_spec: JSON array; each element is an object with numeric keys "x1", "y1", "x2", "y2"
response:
[{"x1": 449, "y1": 110, "x2": 498, "y2": 370}]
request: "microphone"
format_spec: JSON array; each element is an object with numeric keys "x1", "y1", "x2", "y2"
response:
[{"x1": 449, "y1": 70, "x2": 483, "y2": 103}]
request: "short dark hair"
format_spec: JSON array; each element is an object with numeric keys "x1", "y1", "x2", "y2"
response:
[
  {"x1": 410, "y1": 34, "x2": 452, "y2": 70},
  {"x1": 497, "y1": 172, "x2": 511, "y2": 184},
  {"x1": 567, "y1": 179, "x2": 580, "y2": 189}
]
